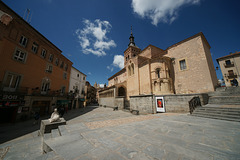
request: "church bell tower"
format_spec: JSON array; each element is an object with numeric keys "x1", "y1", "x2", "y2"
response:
[{"x1": 124, "y1": 26, "x2": 141, "y2": 66}]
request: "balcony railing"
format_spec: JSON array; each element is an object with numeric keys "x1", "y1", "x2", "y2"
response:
[
  {"x1": 224, "y1": 62, "x2": 234, "y2": 68},
  {"x1": 227, "y1": 74, "x2": 237, "y2": 79}
]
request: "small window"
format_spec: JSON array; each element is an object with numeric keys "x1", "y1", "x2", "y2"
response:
[
  {"x1": 46, "y1": 64, "x2": 53, "y2": 73},
  {"x1": 179, "y1": 59, "x2": 187, "y2": 71},
  {"x1": 41, "y1": 82, "x2": 50, "y2": 93},
  {"x1": 60, "y1": 61, "x2": 64, "y2": 68},
  {"x1": 64, "y1": 64, "x2": 68, "y2": 71},
  {"x1": 128, "y1": 65, "x2": 131, "y2": 76},
  {"x1": 13, "y1": 48, "x2": 27, "y2": 62},
  {"x1": 131, "y1": 63, "x2": 134, "y2": 75},
  {"x1": 83, "y1": 76, "x2": 85, "y2": 80},
  {"x1": 63, "y1": 72, "x2": 67, "y2": 79},
  {"x1": 228, "y1": 70, "x2": 234, "y2": 76},
  {"x1": 31, "y1": 42, "x2": 38, "y2": 53},
  {"x1": 41, "y1": 49, "x2": 47, "y2": 58},
  {"x1": 77, "y1": 74, "x2": 79, "y2": 77},
  {"x1": 49, "y1": 54, "x2": 53, "y2": 62},
  {"x1": 225, "y1": 60, "x2": 231, "y2": 65},
  {"x1": 55, "y1": 58, "x2": 59, "y2": 66},
  {"x1": 19, "y1": 35, "x2": 28, "y2": 47},
  {"x1": 61, "y1": 86, "x2": 66, "y2": 94},
  {"x1": 156, "y1": 68, "x2": 160, "y2": 78}
]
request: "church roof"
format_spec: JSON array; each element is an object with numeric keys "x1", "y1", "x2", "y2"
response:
[
  {"x1": 166, "y1": 32, "x2": 211, "y2": 50},
  {"x1": 108, "y1": 68, "x2": 126, "y2": 80}
]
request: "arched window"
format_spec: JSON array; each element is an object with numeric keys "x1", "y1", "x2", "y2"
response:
[
  {"x1": 131, "y1": 63, "x2": 134, "y2": 75},
  {"x1": 128, "y1": 65, "x2": 131, "y2": 76},
  {"x1": 156, "y1": 68, "x2": 160, "y2": 78}
]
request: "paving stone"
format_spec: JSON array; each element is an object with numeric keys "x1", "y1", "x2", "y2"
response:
[
  {"x1": 102, "y1": 152, "x2": 125, "y2": 160},
  {"x1": 53, "y1": 138, "x2": 94, "y2": 160},
  {"x1": 164, "y1": 151, "x2": 181, "y2": 160},
  {"x1": 143, "y1": 144, "x2": 166, "y2": 160},
  {"x1": 97, "y1": 137, "x2": 124, "y2": 151},
  {"x1": 116, "y1": 135, "x2": 150, "y2": 151},
  {"x1": 1, "y1": 106, "x2": 240, "y2": 160},
  {"x1": 88, "y1": 146, "x2": 112, "y2": 159}
]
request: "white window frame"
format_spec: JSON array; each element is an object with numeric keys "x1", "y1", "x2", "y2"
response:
[
  {"x1": 41, "y1": 79, "x2": 51, "y2": 94},
  {"x1": 13, "y1": 48, "x2": 27, "y2": 63},
  {"x1": 31, "y1": 42, "x2": 38, "y2": 54},
  {"x1": 3, "y1": 72, "x2": 22, "y2": 92},
  {"x1": 46, "y1": 64, "x2": 53, "y2": 73},
  {"x1": 63, "y1": 72, "x2": 67, "y2": 80},
  {"x1": 41, "y1": 49, "x2": 47, "y2": 58},
  {"x1": 60, "y1": 86, "x2": 66, "y2": 94},
  {"x1": 64, "y1": 64, "x2": 68, "y2": 71},
  {"x1": 19, "y1": 35, "x2": 28, "y2": 47},
  {"x1": 60, "y1": 61, "x2": 64, "y2": 68},
  {"x1": 55, "y1": 58, "x2": 59, "y2": 66},
  {"x1": 179, "y1": 59, "x2": 187, "y2": 71},
  {"x1": 49, "y1": 54, "x2": 53, "y2": 62}
]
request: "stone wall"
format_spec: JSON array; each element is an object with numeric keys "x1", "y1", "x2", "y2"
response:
[
  {"x1": 129, "y1": 93, "x2": 209, "y2": 114},
  {"x1": 162, "y1": 93, "x2": 209, "y2": 113},
  {"x1": 99, "y1": 97, "x2": 124, "y2": 109},
  {"x1": 115, "y1": 97, "x2": 124, "y2": 110},
  {"x1": 130, "y1": 95, "x2": 155, "y2": 114}
]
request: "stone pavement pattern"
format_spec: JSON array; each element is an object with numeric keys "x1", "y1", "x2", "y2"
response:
[{"x1": 1, "y1": 106, "x2": 240, "y2": 160}]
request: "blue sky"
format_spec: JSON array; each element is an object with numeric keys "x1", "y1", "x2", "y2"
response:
[{"x1": 3, "y1": 0, "x2": 240, "y2": 86}]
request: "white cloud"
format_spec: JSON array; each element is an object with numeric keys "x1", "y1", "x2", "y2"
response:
[
  {"x1": 99, "y1": 84, "x2": 105, "y2": 88},
  {"x1": 88, "y1": 72, "x2": 92, "y2": 75},
  {"x1": 75, "y1": 19, "x2": 116, "y2": 56},
  {"x1": 107, "y1": 66, "x2": 114, "y2": 72},
  {"x1": 113, "y1": 55, "x2": 124, "y2": 69},
  {"x1": 132, "y1": 0, "x2": 201, "y2": 25}
]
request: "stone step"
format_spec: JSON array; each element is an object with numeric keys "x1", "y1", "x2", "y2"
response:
[
  {"x1": 195, "y1": 107, "x2": 240, "y2": 113},
  {"x1": 34, "y1": 150, "x2": 63, "y2": 159},
  {"x1": 192, "y1": 112, "x2": 240, "y2": 119},
  {"x1": 194, "y1": 110, "x2": 240, "y2": 117},
  {"x1": 58, "y1": 125, "x2": 68, "y2": 136},
  {"x1": 43, "y1": 133, "x2": 52, "y2": 141},
  {"x1": 43, "y1": 133, "x2": 84, "y2": 153},
  {"x1": 208, "y1": 87, "x2": 240, "y2": 96},
  {"x1": 191, "y1": 114, "x2": 240, "y2": 122},
  {"x1": 208, "y1": 96, "x2": 240, "y2": 105},
  {"x1": 51, "y1": 128, "x2": 61, "y2": 138}
]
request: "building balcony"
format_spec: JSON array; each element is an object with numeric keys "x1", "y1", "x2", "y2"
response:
[
  {"x1": 227, "y1": 74, "x2": 237, "y2": 79},
  {"x1": 224, "y1": 62, "x2": 234, "y2": 68},
  {"x1": 0, "y1": 86, "x2": 29, "y2": 95},
  {"x1": 0, "y1": 82, "x2": 29, "y2": 95}
]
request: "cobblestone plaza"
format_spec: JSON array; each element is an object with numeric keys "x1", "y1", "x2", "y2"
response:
[{"x1": 0, "y1": 106, "x2": 240, "y2": 160}]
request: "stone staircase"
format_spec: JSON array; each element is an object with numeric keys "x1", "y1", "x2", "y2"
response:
[{"x1": 191, "y1": 87, "x2": 240, "y2": 122}]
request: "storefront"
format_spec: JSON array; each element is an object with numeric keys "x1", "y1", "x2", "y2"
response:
[
  {"x1": 0, "y1": 94, "x2": 25, "y2": 123},
  {"x1": 32, "y1": 101, "x2": 50, "y2": 116}
]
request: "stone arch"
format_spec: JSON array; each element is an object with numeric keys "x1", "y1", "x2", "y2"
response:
[{"x1": 118, "y1": 86, "x2": 126, "y2": 97}]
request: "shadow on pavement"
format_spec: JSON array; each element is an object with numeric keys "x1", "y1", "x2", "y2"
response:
[{"x1": 0, "y1": 105, "x2": 98, "y2": 144}]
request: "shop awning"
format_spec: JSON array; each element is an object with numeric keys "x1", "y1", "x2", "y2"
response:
[{"x1": 79, "y1": 98, "x2": 85, "y2": 102}]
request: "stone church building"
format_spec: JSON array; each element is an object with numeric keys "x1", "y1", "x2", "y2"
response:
[{"x1": 99, "y1": 31, "x2": 218, "y2": 113}]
